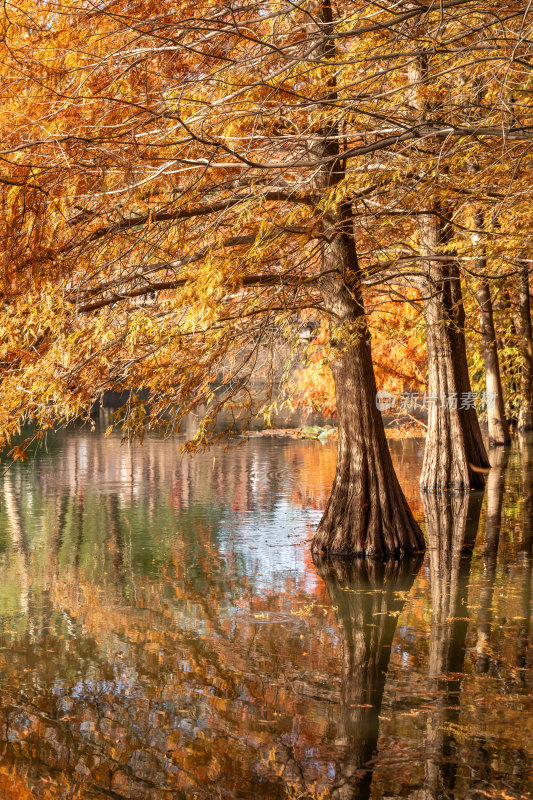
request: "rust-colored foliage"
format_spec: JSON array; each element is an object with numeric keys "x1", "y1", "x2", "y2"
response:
[{"x1": 293, "y1": 293, "x2": 426, "y2": 416}]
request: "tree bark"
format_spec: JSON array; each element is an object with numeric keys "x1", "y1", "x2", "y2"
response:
[
  {"x1": 473, "y1": 211, "x2": 509, "y2": 446},
  {"x1": 493, "y1": 287, "x2": 520, "y2": 424},
  {"x1": 315, "y1": 555, "x2": 423, "y2": 800},
  {"x1": 312, "y1": 230, "x2": 424, "y2": 557},
  {"x1": 418, "y1": 209, "x2": 490, "y2": 491},
  {"x1": 518, "y1": 262, "x2": 533, "y2": 431},
  {"x1": 311, "y1": 0, "x2": 424, "y2": 557},
  {"x1": 408, "y1": 58, "x2": 489, "y2": 488},
  {"x1": 476, "y1": 281, "x2": 510, "y2": 446}
]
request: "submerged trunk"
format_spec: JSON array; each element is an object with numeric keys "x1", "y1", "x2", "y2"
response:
[
  {"x1": 315, "y1": 556, "x2": 423, "y2": 800},
  {"x1": 518, "y1": 262, "x2": 533, "y2": 431},
  {"x1": 477, "y1": 281, "x2": 510, "y2": 446},
  {"x1": 418, "y1": 210, "x2": 490, "y2": 491},
  {"x1": 312, "y1": 237, "x2": 424, "y2": 557},
  {"x1": 424, "y1": 491, "x2": 482, "y2": 674}
]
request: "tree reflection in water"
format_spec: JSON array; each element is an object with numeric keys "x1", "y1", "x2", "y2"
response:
[
  {"x1": 0, "y1": 432, "x2": 529, "y2": 799},
  {"x1": 476, "y1": 447, "x2": 509, "y2": 675},
  {"x1": 518, "y1": 435, "x2": 533, "y2": 677},
  {"x1": 421, "y1": 491, "x2": 484, "y2": 800},
  {"x1": 315, "y1": 556, "x2": 423, "y2": 800}
]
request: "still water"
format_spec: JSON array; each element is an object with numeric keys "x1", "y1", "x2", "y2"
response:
[{"x1": 0, "y1": 431, "x2": 530, "y2": 799}]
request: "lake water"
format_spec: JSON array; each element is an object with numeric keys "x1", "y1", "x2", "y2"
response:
[{"x1": 0, "y1": 430, "x2": 530, "y2": 799}]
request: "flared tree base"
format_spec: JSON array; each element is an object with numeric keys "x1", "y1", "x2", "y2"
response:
[
  {"x1": 311, "y1": 481, "x2": 424, "y2": 558},
  {"x1": 312, "y1": 273, "x2": 424, "y2": 559},
  {"x1": 311, "y1": 409, "x2": 425, "y2": 558}
]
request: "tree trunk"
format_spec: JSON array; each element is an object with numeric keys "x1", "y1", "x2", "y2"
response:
[
  {"x1": 494, "y1": 287, "x2": 520, "y2": 424},
  {"x1": 312, "y1": 234, "x2": 424, "y2": 557},
  {"x1": 311, "y1": 2, "x2": 423, "y2": 557},
  {"x1": 315, "y1": 556, "x2": 423, "y2": 800},
  {"x1": 473, "y1": 211, "x2": 509, "y2": 446},
  {"x1": 476, "y1": 281, "x2": 510, "y2": 446},
  {"x1": 518, "y1": 262, "x2": 533, "y2": 431},
  {"x1": 408, "y1": 55, "x2": 489, "y2": 488},
  {"x1": 418, "y1": 210, "x2": 490, "y2": 491}
]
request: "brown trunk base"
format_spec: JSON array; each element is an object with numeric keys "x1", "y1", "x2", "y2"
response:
[
  {"x1": 419, "y1": 210, "x2": 489, "y2": 491},
  {"x1": 489, "y1": 437, "x2": 512, "y2": 447},
  {"x1": 314, "y1": 236, "x2": 424, "y2": 558},
  {"x1": 312, "y1": 460, "x2": 424, "y2": 558},
  {"x1": 311, "y1": 333, "x2": 425, "y2": 558}
]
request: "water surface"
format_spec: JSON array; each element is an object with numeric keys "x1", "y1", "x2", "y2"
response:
[{"x1": 0, "y1": 431, "x2": 530, "y2": 799}]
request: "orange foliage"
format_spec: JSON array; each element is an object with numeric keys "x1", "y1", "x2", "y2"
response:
[
  {"x1": 368, "y1": 293, "x2": 427, "y2": 395},
  {"x1": 293, "y1": 293, "x2": 426, "y2": 416}
]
